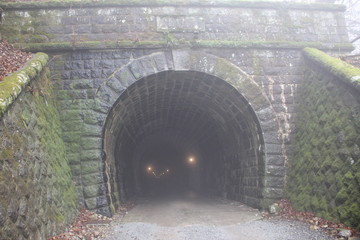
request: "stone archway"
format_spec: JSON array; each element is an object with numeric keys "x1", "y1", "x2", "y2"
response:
[{"x1": 93, "y1": 50, "x2": 282, "y2": 215}]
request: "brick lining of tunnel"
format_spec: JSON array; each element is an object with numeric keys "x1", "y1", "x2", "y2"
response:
[{"x1": 103, "y1": 70, "x2": 265, "y2": 210}]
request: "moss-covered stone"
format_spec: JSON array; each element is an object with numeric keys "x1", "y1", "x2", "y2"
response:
[
  {"x1": 0, "y1": 53, "x2": 48, "y2": 116},
  {"x1": 0, "y1": 60, "x2": 78, "y2": 239},
  {"x1": 287, "y1": 49, "x2": 360, "y2": 230},
  {"x1": 303, "y1": 48, "x2": 360, "y2": 91},
  {"x1": 11, "y1": 40, "x2": 354, "y2": 52},
  {"x1": 0, "y1": 0, "x2": 347, "y2": 11}
]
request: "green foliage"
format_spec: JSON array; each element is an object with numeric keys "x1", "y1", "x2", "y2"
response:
[{"x1": 286, "y1": 55, "x2": 360, "y2": 230}]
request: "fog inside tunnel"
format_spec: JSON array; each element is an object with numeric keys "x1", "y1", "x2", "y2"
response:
[{"x1": 103, "y1": 71, "x2": 265, "y2": 209}]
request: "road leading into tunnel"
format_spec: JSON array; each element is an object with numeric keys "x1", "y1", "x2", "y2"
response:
[{"x1": 101, "y1": 194, "x2": 334, "y2": 240}]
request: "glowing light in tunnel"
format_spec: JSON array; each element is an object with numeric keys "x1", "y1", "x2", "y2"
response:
[
  {"x1": 146, "y1": 165, "x2": 171, "y2": 178},
  {"x1": 188, "y1": 157, "x2": 195, "y2": 164}
]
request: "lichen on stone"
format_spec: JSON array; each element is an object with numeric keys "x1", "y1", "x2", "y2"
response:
[
  {"x1": 287, "y1": 50, "x2": 360, "y2": 230},
  {"x1": 303, "y1": 47, "x2": 360, "y2": 92},
  {"x1": 0, "y1": 52, "x2": 48, "y2": 116}
]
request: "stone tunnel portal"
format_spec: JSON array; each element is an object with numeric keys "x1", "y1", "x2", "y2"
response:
[{"x1": 103, "y1": 71, "x2": 265, "y2": 210}]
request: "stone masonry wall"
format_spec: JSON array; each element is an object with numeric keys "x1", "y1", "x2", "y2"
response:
[
  {"x1": 0, "y1": 55, "x2": 77, "y2": 240},
  {"x1": 0, "y1": 1, "x2": 352, "y2": 51},
  {"x1": 47, "y1": 48, "x2": 299, "y2": 214},
  {"x1": 0, "y1": 1, "x2": 354, "y2": 216},
  {"x1": 287, "y1": 48, "x2": 360, "y2": 230}
]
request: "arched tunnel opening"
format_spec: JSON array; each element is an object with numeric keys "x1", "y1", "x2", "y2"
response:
[{"x1": 103, "y1": 71, "x2": 265, "y2": 210}]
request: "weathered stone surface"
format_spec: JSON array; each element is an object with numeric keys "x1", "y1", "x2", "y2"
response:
[
  {"x1": 0, "y1": 2, "x2": 355, "y2": 233},
  {"x1": 0, "y1": 3, "x2": 349, "y2": 47},
  {"x1": 0, "y1": 206, "x2": 5, "y2": 227},
  {"x1": 287, "y1": 50, "x2": 360, "y2": 230},
  {"x1": 269, "y1": 203, "x2": 280, "y2": 214},
  {"x1": 0, "y1": 67, "x2": 77, "y2": 239}
]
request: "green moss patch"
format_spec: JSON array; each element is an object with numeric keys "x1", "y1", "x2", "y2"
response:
[
  {"x1": 303, "y1": 47, "x2": 360, "y2": 92},
  {"x1": 0, "y1": 52, "x2": 48, "y2": 116},
  {"x1": 0, "y1": 66, "x2": 78, "y2": 239},
  {"x1": 287, "y1": 52, "x2": 360, "y2": 230},
  {"x1": 0, "y1": 0, "x2": 346, "y2": 11},
  {"x1": 12, "y1": 40, "x2": 354, "y2": 52}
]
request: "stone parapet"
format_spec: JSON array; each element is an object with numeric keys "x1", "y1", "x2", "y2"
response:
[
  {"x1": 303, "y1": 47, "x2": 360, "y2": 92},
  {"x1": 0, "y1": 1, "x2": 351, "y2": 52},
  {"x1": 0, "y1": 53, "x2": 48, "y2": 116}
]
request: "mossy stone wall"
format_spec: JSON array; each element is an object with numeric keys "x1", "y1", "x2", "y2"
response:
[
  {"x1": 0, "y1": 1, "x2": 352, "y2": 52},
  {"x1": 287, "y1": 48, "x2": 360, "y2": 230},
  {"x1": 0, "y1": 60, "x2": 77, "y2": 239}
]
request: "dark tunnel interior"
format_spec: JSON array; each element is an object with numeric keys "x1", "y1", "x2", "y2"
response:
[{"x1": 103, "y1": 71, "x2": 265, "y2": 208}]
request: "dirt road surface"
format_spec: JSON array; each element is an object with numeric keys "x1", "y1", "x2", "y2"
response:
[{"x1": 101, "y1": 194, "x2": 333, "y2": 240}]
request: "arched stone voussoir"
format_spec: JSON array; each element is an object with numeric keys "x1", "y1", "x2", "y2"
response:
[
  {"x1": 106, "y1": 76, "x2": 126, "y2": 94},
  {"x1": 172, "y1": 49, "x2": 271, "y2": 113},
  {"x1": 95, "y1": 84, "x2": 122, "y2": 107},
  {"x1": 254, "y1": 107, "x2": 277, "y2": 123},
  {"x1": 113, "y1": 67, "x2": 137, "y2": 88},
  {"x1": 128, "y1": 52, "x2": 171, "y2": 80}
]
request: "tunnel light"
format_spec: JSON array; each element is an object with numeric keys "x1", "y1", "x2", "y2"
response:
[
  {"x1": 166, "y1": 169, "x2": 169, "y2": 173},
  {"x1": 147, "y1": 166, "x2": 152, "y2": 171},
  {"x1": 188, "y1": 157, "x2": 195, "y2": 163}
]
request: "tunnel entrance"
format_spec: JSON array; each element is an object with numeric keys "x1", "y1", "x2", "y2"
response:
[{"x1": 103, "y1": 70, "x2": 265, "y2": 210}]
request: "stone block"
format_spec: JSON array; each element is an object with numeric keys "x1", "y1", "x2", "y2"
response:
[
  {"x1": 82, "y1": 124, "x2": 103, "y2": 137},
  {"x1": 96, "y1": 195, "x2": 110, "y2": 208},
  {"x1": 81, "y1": 149, "x2": 102, "y2": 162},
  {"x1": 264, "y1": 176, "x2": 284, "y2": 188},
  {"x1": 266, "y1": 165, "x2": 285, "y2": 177},
  {"x1": 152, "y1": 53, "x2": 169, "y2": 72},
  {"x1": 0, "y1": 205, "x2": 6, "y2": 227},
  {"x1": 114, "y1": 67, "x2": 137, "y2": 88},
  {"x1": 82, "y1": 172, "x2": 104, "y2": 186},
  {"x1": 266, "y1": 155, "x2": 285, "y2": 166},
  {"x1": 96, "y1": 205, "x2": 112, "y2": 217},
  {"x1": 129, "y1": 58, "x2": 156, "y2": 80},
  {"x1": 262, "y1": 187, "x2": 283, "y2": 199},
  {"x1": 106, "y1": 77, "x2": 125, "y2": 94},
  {"x1": 84, "y1": 197, "x2": 97, "y2": 210},
  {"x1": 95, "y1": 86, "x2": 118, "y2": 104},
  {"x1": 172, "y1": 50, "x2": 191, "y2": 71},
  {"x1": 67, "y1": 153, "x2": 81, "y2": 165},
  {"x1": 261, "y1": 119, "x2": 278, "y2": 132},
  {"x1": 263, "y1": 132, "x2": 281, "y2": 144},
  {"x1": 61, "y1": 120, "x2": 83, "y2": 132},
  {"x1": 156, "y1": 16, "x2": 205, "y2": 32},
  {"x1": 18, "y1": 198, "x2": 27, "y2": 218},
  {"x1": 70, "y1": 79, "x2": 94, "y2": 89},
  {"x1": 256, "y1": 107, "x2": 276, "y2": 122},
  {"x1": 83, "y1": 111, "x2": 107, "y2": 125},
  {"x1": 65, "y1": 89, "x2": 89, "y2": 100},
  {"x1": 82, "y1": 137, "x2": 102, "y2": 150},
  {"x1": 265, "y1": 143, "x2": 282, "y2": 155},
  {"x1": 81, "y1": 160, "x2": 102, "y2": 175},
  {"x1": 62, "y1": 131, "x2": 82, "y2": 143},
  {"x1": 65, "y1": 143, "x2": 81, "y2": 154},
  {"x1": 7, "y1": 200, "x2": 19, "y2": 223},
  {"x1": 83, "y1": 184, "x2": 101, "y2": 198},
  {"x1": 94, "y1": 59, "x2": 114, "y2": 69}
]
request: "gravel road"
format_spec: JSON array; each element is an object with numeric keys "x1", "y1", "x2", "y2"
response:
[{"x1": 101, "y1": 195, "x2": 334, "y2": 240}]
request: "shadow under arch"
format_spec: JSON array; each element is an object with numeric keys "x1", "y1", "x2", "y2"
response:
[{"x1": 96, "y1": 50, "x2": 283, "y2": 215}]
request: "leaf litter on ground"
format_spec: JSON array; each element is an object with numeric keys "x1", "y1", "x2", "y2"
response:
[{"x1": 0, "y1": 40, "x2": 33, "y2": 80}]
